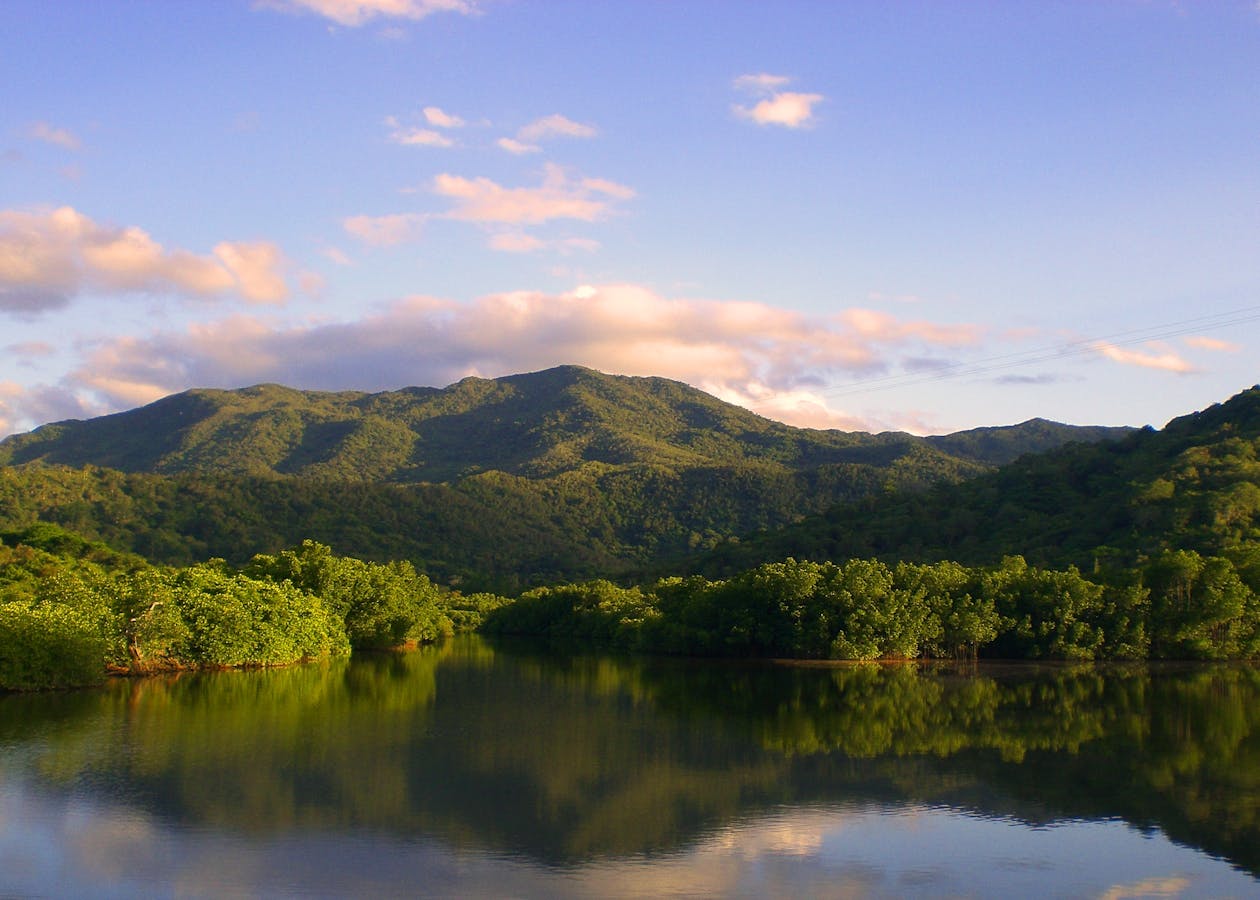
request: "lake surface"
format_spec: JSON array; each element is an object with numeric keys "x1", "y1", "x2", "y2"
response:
[{"x1": 2, "y1": 637, "x2": 1259, "y2": 898}]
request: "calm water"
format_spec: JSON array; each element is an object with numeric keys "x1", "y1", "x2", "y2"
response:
[{"x1": 2, "y1": 637, "x2": 1259, "y2": 899}]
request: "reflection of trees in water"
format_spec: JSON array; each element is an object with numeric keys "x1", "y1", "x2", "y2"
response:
[{"x1": 2, "y1": 640, "x2": 1259, "y2": 874}]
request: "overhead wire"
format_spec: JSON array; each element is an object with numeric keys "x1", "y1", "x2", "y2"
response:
[{"x1": 818, "y1": 304, "x2": 1260, "y2": 400}]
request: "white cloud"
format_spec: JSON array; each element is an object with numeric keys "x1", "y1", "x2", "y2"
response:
[
  {"x1": 28, "y1": 122, "x2": 81, "y2": 151},
  {"x1": 1091, "y1": 341, "x2": 1196, "y2": 373},
  {"x1": 732, "y1": 73, "x2": 824, "y2": 129},
  {"x1": 433, "y1": 164, "x2": 634, "y2": 224},
  {"x1": 517, "y1": 114, "x2": 597, "y2": 142},
  {"x1": 257, "y1": 0, "x2": 474, "y2": 27},
  {"x1": 342, "y1": 212, "x2": 426, "y2": 246},
  {"x1": 423, "y1": 106, "x2": 465, "y2": 128},
  {"x1": 0, "y1": 206, "x2": 290, "y2": 314},
  {"x1": 22, "y1": 284, "x2": 982, "y2": 434}
]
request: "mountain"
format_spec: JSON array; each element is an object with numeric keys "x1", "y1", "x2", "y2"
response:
[
  {"x1": 0, "y1": 366, "x2": 1127, "y2": 479},
  {"x1": 0, "y1": 366, "x2": 1131, "y2": 589},
  {"x1": 696, "y1": 385, "x2": 1260, "y2": 577}
]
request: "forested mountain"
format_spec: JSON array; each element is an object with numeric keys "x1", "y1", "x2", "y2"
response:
[
  {"x1": 0, "y1": 366, "x2": 1126, "y2": 479},
  {"x1": 0, "y1": 366, "x2": 1127, "y2": 589},
  {"x1": 698, "y1": 385, "x2": 1260, "y2": 577}
]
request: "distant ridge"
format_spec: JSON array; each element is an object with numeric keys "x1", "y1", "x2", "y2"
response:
[{"x1": 0, "y1": 365, "x2": 1131, "y2": 480}]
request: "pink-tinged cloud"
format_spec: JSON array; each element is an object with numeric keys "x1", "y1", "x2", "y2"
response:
[
  {"x1": 516, "y1": 114, "x2": 597, "y2": 142},
  {"x1": 5, "y1": 340, "x2": 55, "y2": 358},
  {"x1": 488, "y1": 233, "x2": 546, "y2": 253},
  {"x1": 433, "y1": 164, "x2": 634, "y2": 224},
  {"x1": 733, "y1": 73, "x2": 792, "y2": 93},
  {"x1": 487, "y1": 233, "x2": 601, "y2": 254},
  {"x1": 733, "y1": 73, "x2": 824, "y2": 129},
  {"x1": 390, "y1": 126, "x2": 454, "y2": 147},
  {"x1": 497, "y1": 137, "x2": 540, "y2": 155},
  {"x1": 1185, "y1": 335, "x2": 1241, "y2": 353},
  {"x1": 29, "y1": 122, "x2": 81, "y2": 151},
  {"x1": 322, "y1": 246, "x2": 353, "y2": 266},
  {"x1": 423, "y1": 106, "x2": 465, "y2": 128},
  {"x1": 0, "y1": 380, "x2": 104, "y2": 436},
  {"x1": 0, "y1": 206, "x2": 290, "y2": 314},
  {"x1": 18, "y1": 284, "x2": 982, "y2": 436},
  {"x1": 1091, "y1": 341, "x2": 1196, "y2": 373},
  {"x1": 257, "y1": 0, "x2": 474, "y2": 27},
  {"x1": 342, "y1": 212, "x2": 426, "y2": 246},
  {"x1": 735, "y1": 92, "x2": 824, "y2": 128}
]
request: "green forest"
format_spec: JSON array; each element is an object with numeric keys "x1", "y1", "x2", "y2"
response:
[{"x1": 2, "y1": 368, "x2": 1260, "y2": 690}]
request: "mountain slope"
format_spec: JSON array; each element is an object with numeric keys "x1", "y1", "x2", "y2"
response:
[
  {"x1": 0, "y1": 366, "x2": 1127, "y2": 481},
  {"x1": 0, "y1": 366, "x2": 1132, "y2": 589},
  {"x1": 696, "y1": 385, "x2": 1260, "y2": 576}
]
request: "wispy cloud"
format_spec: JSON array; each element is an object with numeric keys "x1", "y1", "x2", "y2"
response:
[
  {"x1": 487, "y1": 233, "x2": 600, "y2": 254},
  {"x1": 732, "y1": 73, "x2": 824, "y2": 129},
  {"x1": 497, "y1": 113, "x2": 597, "y2": 154},
  {"x1": 423, "y1": 106, "x2": 465, "y2": 128},
  {"x1": 517, "y1": 114, "x2": 597, "y2": 142},
  {"x1": 497, "y1": 137, "x2": 540, "y2": 155},
  {"x1": 342, "y1": 212, "x2": 426, "y2": 246},
  {"x1": 257, "y1": 0, "x2": 475, "y2": 27},
  {"x1": 10, "y1": 284, "x2": 982, "y2": 435},
  {"x1": 28, "y1": 121, "x2": 81, "y2": 151},
  {"x1": 387, "y1": 124, "x2": 454, "y2": 147},
  {"x1": 0, "y1": 206, "x2": 290, "y2": 314},
  {"x1": 1185, "y1": 335, "x2": 1240, "y2": 353},
  {"x1": 1091, "y1": 340, "x2": 1196, "y2": 373},
  {"x1": 385, "y1": 109, "x2": 464, "y2": 147},
  {"x1": 434, "y1": 163, "x2": 633, "y2": 225}
]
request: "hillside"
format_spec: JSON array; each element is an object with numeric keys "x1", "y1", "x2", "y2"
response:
[
  {"x1": 696, "y1": 385, "x2": 1260, "y2": 577},
  {"x1": 0, "y1": 366, "x2": 1127, "y2": 480},
  {"x1": 0, "y1": 366, "x2": 1131, "y2": 589}
]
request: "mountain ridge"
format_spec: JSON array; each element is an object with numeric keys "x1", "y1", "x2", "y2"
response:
[{"x1": 0, "y1": 365, "x2": 1132, "y2": 479}]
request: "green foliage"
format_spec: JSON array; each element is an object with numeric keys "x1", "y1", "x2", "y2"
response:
[
  {"x1": 1144, "y1": 550, "x2": 1260, "y2": 658},
  {"x1": 172, "y1": 564, "x2": 349, "y2": 667},
  {"x1": 485, "y1": 552, "x2": 1260, "y2": 662},
  {"x1": 483, "y1": 580, "x2": 652, "y2": 643},
  {"x1": 0, "y1": 367, "x2": 1125, "y2": 591},
  {"x1": 700, "y1": 385, "x2": 1260, "y2": 578},
  {"x1": 0, "y1": 601, "x2": 106, "y2": 690},
  {"x1": 244, "y1": 541, "x2": 450, "y2": 649}
]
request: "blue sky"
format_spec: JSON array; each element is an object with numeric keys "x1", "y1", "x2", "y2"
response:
[{"x1": 2, "y1": 0, "x2": 1258, "y2": 437}]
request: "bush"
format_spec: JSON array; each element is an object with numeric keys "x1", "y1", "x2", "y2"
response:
[{"x1": 0, "y1": 601, "x2": 106, "y2": 690}]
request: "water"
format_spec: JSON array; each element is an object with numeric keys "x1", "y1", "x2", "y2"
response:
[{"x1": 1, "y1": 637, "x2": 1258, "y2": 898}]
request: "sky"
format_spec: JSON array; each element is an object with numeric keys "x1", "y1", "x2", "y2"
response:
[{"x1": 1, "y1": 0, "x2": 1259, "y2": 438}]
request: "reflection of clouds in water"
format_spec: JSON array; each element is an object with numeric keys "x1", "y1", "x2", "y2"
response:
[
  {"x1": 1098, "y1": 875, "x2": 1192, "y2": 900},
  {"x1": 710, "y1": 810, "x2": 832, "y2": 857},
  {"x1": 0, "y1": 791, "x2": 1250, "y2": 899},
  {"x1": 65, "y1": 801, "x2": 159, "y2": 882}
]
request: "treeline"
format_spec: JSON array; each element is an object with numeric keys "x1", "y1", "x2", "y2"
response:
[
  {"x1": 0, "y1": 527, "x2": 501, "y2": 691},
  {"x1": 7, "y1": 523, "x2": 1260, "y2": 692},
  {"x1": 482, "y1": 553, "x2": 1260, "y2": 661}
]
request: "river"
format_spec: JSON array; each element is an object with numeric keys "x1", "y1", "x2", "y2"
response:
[{"x1": 1, "y1": 636, "x2": 1258, "y2": 898}]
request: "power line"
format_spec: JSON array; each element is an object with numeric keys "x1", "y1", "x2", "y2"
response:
[{"x1": 819, "y1": 304, "x2": 1260, "y2": 400}]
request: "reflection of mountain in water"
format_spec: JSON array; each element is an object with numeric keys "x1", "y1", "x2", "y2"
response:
[{"x1": 2, "y1": 637, "x2": 1258, "y2": 876}]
